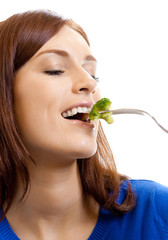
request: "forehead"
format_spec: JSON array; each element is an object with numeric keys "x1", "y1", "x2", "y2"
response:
[{"x1": 32, "y1": 25, "x2": 92, "y2": 61}]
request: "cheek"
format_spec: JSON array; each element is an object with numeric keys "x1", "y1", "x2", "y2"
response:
[
  {"x1": 93, "y1": 88, "x2": 101, "y2": 102},
  {"x1": 14, "y1": 75, "x2": 65, "y2": 144}
]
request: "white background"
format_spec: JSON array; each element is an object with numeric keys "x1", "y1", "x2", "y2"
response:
[{"x1": 0, "y1": 0, "x2": 168, "y2": 185}]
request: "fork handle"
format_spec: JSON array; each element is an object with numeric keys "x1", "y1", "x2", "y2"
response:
[
  {"x1": 99, "y1": 109, "x2": 146, "y2": 115},
  {"x1": 99, "y1": 109, "x2": 168, "y2": 134},
  {"x1": 112, "y1": 109, "x2": 146, "y2": 115}
]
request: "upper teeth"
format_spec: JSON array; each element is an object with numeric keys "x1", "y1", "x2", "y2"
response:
[{"x1": 62, "y1": 107, "x2": 92, "y2": 118}]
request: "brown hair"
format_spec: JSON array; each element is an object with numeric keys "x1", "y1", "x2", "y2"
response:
[{"x1": 0, "y1": 10, "x2": 135, "y2": 220}]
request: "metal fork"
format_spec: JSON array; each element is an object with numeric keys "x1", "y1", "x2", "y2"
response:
[{"x1": 99, "y1": 109, "x2": 168, "y2": 134}]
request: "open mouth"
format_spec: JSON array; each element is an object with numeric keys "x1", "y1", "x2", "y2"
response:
[
  {"x1": 67, "y1": 113, "x2": 91, "y2": 122},
  {"x1": 61, "y1": 107, "x2": 91, "y2": 123},
  {"x1": 62, "y1": 112, "x2": 91, "y2": 123}
]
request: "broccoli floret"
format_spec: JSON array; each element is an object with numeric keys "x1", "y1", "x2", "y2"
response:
[{"x1": 89, "y1": 98, "x2": 113, "y2": 124}]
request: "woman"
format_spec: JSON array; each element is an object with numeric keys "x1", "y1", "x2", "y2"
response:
[{"x1": 0, "y1": 10, "x2": 167, "y2": 240}]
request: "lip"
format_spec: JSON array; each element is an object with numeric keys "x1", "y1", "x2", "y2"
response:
[
  {"x1": 64, "y1": 118, "x2": 95, "y2": 129},
  {"x1": 62, "y1": 101, "x2": 94, "y2": 113}
]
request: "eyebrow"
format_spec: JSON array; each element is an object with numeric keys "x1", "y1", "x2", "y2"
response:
[{"x1": 34, "y1": 49, "x2": 97, "y2": 62}]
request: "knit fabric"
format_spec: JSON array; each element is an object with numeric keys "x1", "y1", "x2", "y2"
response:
[{"x1": 0, "y1": 180, "x2": 168, "y2": 240}]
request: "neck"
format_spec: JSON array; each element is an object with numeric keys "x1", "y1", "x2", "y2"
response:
[
  {"x1": 14, "y1": 159, "x2": 86, "y2": 216},
  {"x1": 6, "y1": 158, "x2": 99, "y2": 239}
]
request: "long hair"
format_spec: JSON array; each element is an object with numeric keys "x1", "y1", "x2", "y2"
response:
[{"x1": 0, "y1": 10, "x2": 135, "y2": 220}]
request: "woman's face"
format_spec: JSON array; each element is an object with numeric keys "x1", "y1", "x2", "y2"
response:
[{"x1": 14, "y1": 25, "x2": 100, "y2": 164}]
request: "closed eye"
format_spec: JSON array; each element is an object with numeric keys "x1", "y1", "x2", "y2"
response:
[
  {"x1": 44, "y1": 70, "x2": 99, "y2": 82},
  {"x1": 44, "y1": 70, "x2": 64, "y2": 76}
]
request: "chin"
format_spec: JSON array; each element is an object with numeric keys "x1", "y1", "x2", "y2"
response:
[{"x1": 75, "y1": 141, "x2": 97, "y2": 159}]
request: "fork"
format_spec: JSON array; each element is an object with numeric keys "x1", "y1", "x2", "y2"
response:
[{"x1": 99, "y1": 109, "x2": 168, "y2": 134}]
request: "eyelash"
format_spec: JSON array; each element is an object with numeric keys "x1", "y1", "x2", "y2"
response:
[
  {"x1": 44, "y1": 70, "x2": 99, "y2": 82},
  {"x1": 44, "y1": 70, "x2": 64, "y2": 76},
  {"x1": 92, "y1": 76, "x2": 99, "y2": 82}
]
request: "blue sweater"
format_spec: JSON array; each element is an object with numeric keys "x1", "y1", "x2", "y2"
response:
[{"x1": 0, "y1": 180, "x2": 168, "y2": 239}]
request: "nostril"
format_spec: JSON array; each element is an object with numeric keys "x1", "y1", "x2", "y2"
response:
[
  {"x1": 79, "y1": 88, "x2": 96, "y2": 94},
  {"x1": 79, "y1": 88, "x2": 88, "y2": 92}
]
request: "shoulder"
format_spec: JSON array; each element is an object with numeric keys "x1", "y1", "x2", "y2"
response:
[
  {"x1": 129, "y1": 179, "x2": 168, "y2": 197},
  {"x1": 122, "y1": 179, "x2": 168, "y2": 239},
  {"x1": 125, "y1": 179, "x2": 168, "y2": 215},
  {"x1": 102, "y1": 179, "x2": 168, "y2": 239},
  {"x1": 130, "y1": 179, "x2": 168, "y2": 191},
  {"x1": 93, "y1": 180, "x2": 168, "y2": 239},
  {"x1": 131, "y1": 180, "x2": 168, "y2": 229},
  {"x1": 129, "y1": 179, "x2": 168, "y2": 205},
  {"x1": 119, "y1": 179, "x2": 168, "y2": 204}
]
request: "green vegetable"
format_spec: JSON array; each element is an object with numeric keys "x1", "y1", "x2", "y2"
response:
[{"x1": 89, "y1": 98, "x2": 114, "y2": 124}]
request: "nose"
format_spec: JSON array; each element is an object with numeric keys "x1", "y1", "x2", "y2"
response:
[{"x1": 72, "y1": 68, "x2": 97, "y2": 95}]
